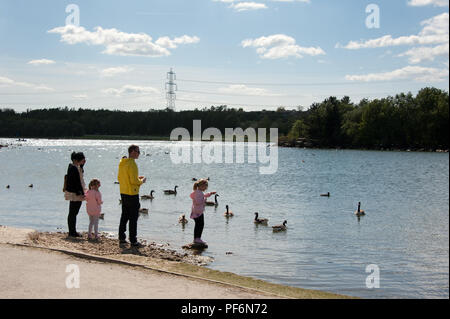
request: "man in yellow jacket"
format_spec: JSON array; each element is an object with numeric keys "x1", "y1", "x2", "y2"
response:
[{"x1": 118, "y1": 145, "x2": 146, "y2": 246}]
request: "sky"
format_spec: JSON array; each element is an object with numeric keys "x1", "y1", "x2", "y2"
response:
[{"x1": 0, "y1": 0, "x2": 448, "y2": 112}]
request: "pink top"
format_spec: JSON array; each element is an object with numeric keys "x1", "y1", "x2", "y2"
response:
[
  {"x1": 190, "y1": 190, "x2": 212, "y2": 219},
  {"x1": 85, "y1": 189, "x2": 103, "y2": 217}
]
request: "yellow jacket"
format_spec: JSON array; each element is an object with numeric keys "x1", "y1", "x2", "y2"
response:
[{"x1": 118, "y1": 158, "x2": 143, "y2": 195}]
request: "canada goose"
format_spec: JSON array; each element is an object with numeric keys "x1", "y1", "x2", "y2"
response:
[
  {"x1": 99, "y1": 213, "x2": 104, "y2": 220},
  {"x1": 192, "y1": 178, "x2": 197, "y2": 181},
  {"x1": 164, "y1": 186, "x2": 178, "y2": 195},
  {"x1": 178, "y1": 214, "x2": 188, "y2": 225},
  {"x1": 272, "y1": 220, "x2": 287, "y2": 232},
  {"x1": 139, "y1": 208, "x2": 149, "y2": 214},
  {"x1": 254, "y1": 212, "x2": 268, "y2": 224},
  {"x1": 28, "y1": 184, "x2": 33, "y2": 188},
  {"x1": 141, "y1": 190, "x2": 155, "y2": 200},
  {"x1": 320, "y1": 192, "x2": 330, "y2": 197},
  {"x1": 6, "y1": 185, "x2": 10, "y2": 189},
  {"x1": 355, "y1": 202, "x2": 365, "y2": 216},
  {"x1": 224, "y1": 205, "x2": 234, "y2": 217},
  {"x1": 206, "y1": 194, "x2": 219, "y2": 206}
]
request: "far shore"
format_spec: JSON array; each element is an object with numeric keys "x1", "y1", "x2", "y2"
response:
[
  {"x1": 0, "y1": 225, "x2": 352, "y2": 299},
  {"x1": 1, "y1": 136, "x2": 448, "y2": 153}
]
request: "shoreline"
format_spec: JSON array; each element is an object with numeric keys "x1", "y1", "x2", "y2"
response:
[
  {"x1": 0, "y1": 225, "x2": 351, "y2": 299},
  {"x1": 1, "y1": 136, "x2": 449, "y2": 153}
]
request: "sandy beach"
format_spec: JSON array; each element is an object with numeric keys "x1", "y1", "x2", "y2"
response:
[{"x1": 0, "y1": 225, "x2": 349, "y2": 299}]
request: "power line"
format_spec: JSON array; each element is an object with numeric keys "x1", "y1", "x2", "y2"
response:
[
  {"x1": 178, "y1": 89, "x2": 414, "y2": 99},
  {"x1": 0, "y1": 89, "x2": 96, "y2": 96},
  {"x1": 176, "y1": 98, "x2": 288, "y2": 109},
  {"x1": 176, "y1": 78, "x2": 414, "y2": 87}
]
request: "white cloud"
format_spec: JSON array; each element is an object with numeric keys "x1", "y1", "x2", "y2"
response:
[
  {"x1": 103, "y1": 85, "x2": 160, "y2": 97},
  {"x1": 73, "y1": 94, "x2": 88, "y2": 100},
  {"x1": 399, "y1": 43, "x2": 449, "y2": 63},
  {"x1": 420, "y1": 12, "x2": 449, "y2": 36},
  {"x1": 407, "y1": 0, "x2": 448, "y2": 7},
  {"x1": 215, "y1": 0, "x2": 310, "y2": 3},
  {"x1": 230, "y1": 2, "x2": 268, "y2": 11},
  {"x1": 28, "y1": 59, "x2": 56, "y2": 66},
  {"x1": 48, "y1": 25, "x2": 199, "y2": 57},
  {"x1": 155, "y1": 35, "x2": 200, "y2": 48},
  {"x1": 0, "y1": 75, "x2": 54, "y2": 91},
  {"x1": 270, "y1": 0, "x2": 310, "y2": 2},
  {"x1": 242, "y1": 34, "x2": 325, "y2": 59},
  {"x1": 213, "y1": 0, "x2": 310, "y2": 12},
  {"x1": 339, "y1": 12, "x2": 449, "y2": 49},
  {"x1": 100, "y1": 66, "x2": 134, "y2": 77},
  {"x1": 218, "y1": 84, "x2": 280, "y2": 96},
  {"x1": 345, "y1": 65, "x2": 449, "y2": 82}
]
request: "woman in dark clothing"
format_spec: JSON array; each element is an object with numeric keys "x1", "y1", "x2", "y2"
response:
[{"x1": 64, "y1": 152, "x2": 86, "y2": 237}]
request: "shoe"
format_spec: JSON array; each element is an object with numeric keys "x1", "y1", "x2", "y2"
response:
[
  {"x1": 119, "y1": 239, "x2": 128, "y2": 244},
  {"x1": 194, "y1": 238, "x2": 206, "y2": 245},
  {"x1": 131, "y1": 242, "x2": 143, "y2": 248},
  {"x1": 69, "y1": 232, "x2": 82, "y2": 238}
]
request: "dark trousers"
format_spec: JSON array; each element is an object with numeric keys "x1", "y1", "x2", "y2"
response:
[
  {"x1": 193, "y1": 214, "x2": 204, "y2": 239},
  {"x1": 119, "y1": 194, "x2": 140, "y2": 244},
  {"x1": 68, "y1": 201, "x2": 82, "y2": 235}
]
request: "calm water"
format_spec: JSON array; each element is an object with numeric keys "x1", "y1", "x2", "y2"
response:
[{"x1": 0, "y1": 138, "x2": 448, "y2": 299}]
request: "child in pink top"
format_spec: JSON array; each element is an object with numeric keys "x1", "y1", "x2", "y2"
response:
[
  {"x1": 190, "y1": 179, "x2": 216, "y2": 245},
  {"x1": 85, "y1": 179, "x2": 103, "y2": 239}
]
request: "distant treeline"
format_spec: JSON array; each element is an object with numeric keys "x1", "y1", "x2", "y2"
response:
[{"x1": 0, "y1": 87, "x2": 448, "y2": 150}]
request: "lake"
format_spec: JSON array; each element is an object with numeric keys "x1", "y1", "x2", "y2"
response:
[{"x1": 0, "y1": 138, "x2": 448, "y2": 298}]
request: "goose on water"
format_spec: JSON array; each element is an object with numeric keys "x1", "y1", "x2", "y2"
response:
[
  {"x1": 254, "y1": 212, "x2": 269, "y2": 224},
  {"x1": 224, "y1": 205, "x2": 234, "y2": 217},
  {"x1": 141, "y1": 190, "x2": 155, "y2": 200},
  {"x1": 354, "y1": 202, "x2": 365, "y2": 216},
  {"x1": 164, "y1": 186, "x2": 178, "y2": 195},
  {"x1": 272, "y1": 220, "x2": 287, "y2": 232},
  {"x1": 206, "y1": 194, "x2": 219, "y2": 206},
  {"x1": 178, "y1": 214, "x2": 188, "y2": 225}
]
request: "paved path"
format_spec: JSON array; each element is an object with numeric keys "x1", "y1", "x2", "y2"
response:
[{"x1": 0, "y1": 244, "x2": 274, "y2": 299}]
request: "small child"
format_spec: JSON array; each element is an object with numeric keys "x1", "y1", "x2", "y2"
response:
[
  {"x1": 190, "y1": 179, "x2": 216, "y2": 245},
  {"x1": 85, "y1": 179, "x2": 103, "y2": 239}
]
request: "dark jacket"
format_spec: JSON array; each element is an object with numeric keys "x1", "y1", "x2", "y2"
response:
[{"x1": 66, "y1": 164, "x2": 84, "y2": 195}]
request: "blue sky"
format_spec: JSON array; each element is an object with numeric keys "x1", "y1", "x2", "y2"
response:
[{"x1": 0, "y1": 0, "x2": 448, "y2": 112}]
